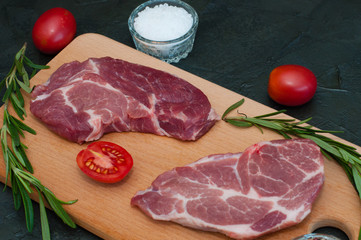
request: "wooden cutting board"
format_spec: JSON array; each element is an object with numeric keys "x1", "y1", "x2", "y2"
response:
[{"x1": 0, "y1": 33, "x2": 360, "y2": 240}]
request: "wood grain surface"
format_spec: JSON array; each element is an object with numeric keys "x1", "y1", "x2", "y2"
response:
[{"x1": 0, "y1": 33, "x2": 360, "y2": 240}]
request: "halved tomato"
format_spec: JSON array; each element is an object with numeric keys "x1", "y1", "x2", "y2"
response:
[{"x1": 76, "y1": 141, "x2": 133, "y2": 183}]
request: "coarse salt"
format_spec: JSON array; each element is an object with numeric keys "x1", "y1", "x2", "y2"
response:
[{"x1": 134, "y1": 3, "x2": 193, "y2": 41}]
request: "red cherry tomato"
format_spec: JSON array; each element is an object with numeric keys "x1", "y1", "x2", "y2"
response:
[
  {"x1": 268, "y1": 65, "x2": 317, "y2": 106},
  {"x1": 32, "y1": 7, "x2": 76, "y2": 54},
  {"x1": 76, "y1": 141, "x2": 133, "y2": 183}
]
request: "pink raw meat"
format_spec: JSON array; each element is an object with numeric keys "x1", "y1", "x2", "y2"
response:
[
  {"x1": 30, "y1": 57, "x2": 219, "y2": 143},
  {"x1": 131, "y1": 139, "x2": 324, "y2": 239}
]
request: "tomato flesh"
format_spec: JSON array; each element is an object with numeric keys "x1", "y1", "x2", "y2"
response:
[
  {"x1": 268, "y1": 65, "x2": 317, "y2": 106},
  {"x1": 76, "y1": 141, "x2": 133, "y2": 183},
  {"x1": 32, "y1": 7, "x2": 76, "y2": 54}
]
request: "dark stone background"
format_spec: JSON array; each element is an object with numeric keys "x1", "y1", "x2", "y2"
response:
[{"x1": 0, "y1": 0, "x2": 360, "y2": 239}]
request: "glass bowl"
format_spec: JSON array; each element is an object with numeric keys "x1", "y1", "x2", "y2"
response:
[
  {"x1": 128, "y1": 0, "x2": 199, "y2": 63},
  {"x1": 293, "y1": 233, "x2": 342, "y2": 240}
]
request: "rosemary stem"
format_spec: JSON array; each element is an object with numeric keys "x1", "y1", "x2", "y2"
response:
[{"x1": 1, "y1": 43, "x2": 76, "y2": 239}]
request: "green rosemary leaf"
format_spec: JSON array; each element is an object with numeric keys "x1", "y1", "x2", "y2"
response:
[
  {"x1": 222, "y1": 99, "x2": 245, "y2": 120},
  {"x1": 17, "y1": 177, "x2": 34, "y2": 232},
  {"x1": 22, "y1": 71, "x2": 29, "y2": 85},
  {"x1": 292, "y1": 125, "x2": 335, "y2": 134},
  {"x1": 320, "y1": 148, "x2": 333, "y2": 161},
  {"x1": 295, "y1": 125, "x2": 313, "y2": 130},
  {"x1": 11, "y1": 116, "x2": 36, "y2": 135},
  {"x1": 224, "y1": 118, "x2": 253, "y2": 127},
  {"x1": 14, "y1": 171, "x2": 33, "y2": 194},
  {"x1": 245, "y1": 118, "x2": 284, "y2": 131},
  {"x1": 11, "y1": 175, "x2": 22, "y2": 210},
  {"x1": 21, "y1": 142, "x2": 28, "y2": 149},
  {"x1": 14, "y1": 58, "x2": 23, "y2": 73},
  {"x1": 15, "y1": 46, "x2": 24, "y2": 61},
  {"x1": 16, "y1": 77, "x2": 32, "y2": 93},
  {"x1": 11, "y1": 99, "x2": 25, "y2": 120},
  {"x1": 291, "y1": 117, "x2": 312, "y2": 126},
  {"x1": 348, "y1": 153, "x2": 361, "y2": 165},
  {"x1": 37, "y1": 189, "x2": 50, "y2": 240},
  {"x1": 30, "y1": 69, "x2": 37, "y2": 79},
  {"x1": 17, "y1": 143, "x2": 33, "y2": 173},
  {"x1": 260, "y1": 118, "x2": 295, "y2": 123},
  {"x1": 254, "y1": 109, "x2": 287, "y2": 119},
  {"x1": 0, "y1": 76, "x2": 7, "y2": 90},
  {"x1": 10, "y1": 93, "x2": 26, "y2": 118},
  {"x1": 8, "y1": 115, "x2": 25, "y2": 138},
  {"x1": 2, "y1": 81, "x2": 14, "y2": 103},
  {"x1": 291, "y1": 129, "x2": 319, "y2": 136},
  {"x1": 7, "y1": 121, "x2": 20, "y2": 146},
  {"x1": 7, "y1": 122, "x2": 21, "y2": 142},
  {"x1": 352, "y1": 166, "x2": 361, "y2": 198},
  {"x1": 16, "y1": 169, "x2": 43, "y2": 190},
  {"x1": 16, "y1": 63, "x2": 27, "y2": 77},
  {"x1": 11, "y1": 143, "x2": 33, "y2": 174},
  {"x1": 15, "y1": 85, "x2": 25, "y2": 107},
  {"x1": 328, "y1": 140, "x2": 360, "y2": 154},
  {"x1": 337, "y1": 147, "x2": 361, "y2": 165},
  {"x1": 344, "y1": 147, "x2": 360, "y2": 156},
  {"x1": 3, "y1": 109, "x2": 9, "y2": 125},
  {"x1": 253, "y1": 123, "x2": 264, "y2": 134},
  {"x1": 1, "y1": 129, "x2": 10, "y2": 186},
  {"x1": 24, "y1": 56, "x2": 50, "y2": 70},
  {"x1": 315, "y1": 129, "x2": 343, "y2": 134},
  {"x1": 12, "y1": 140, "x2": 27, "y2": 168},
  {"x1": 334, "y1": 156, "x2": 354, "y2": 186},
  {"x1": 43, "y1": 188, "x2": 78, "y2": 205},
  {"x1": 60, "y1": 199, "x2": 78, "y2": 205},
  {"x1": 316, "y1": 136, "x2": 360, "y2": 158},
  {"x1": 7, "y1": 149, "x2": 23, "y2": 169},
  {"x1": 43, "y1": 190, "x2": 77, "y2": 228},
  {"x1": 1, "y1": 123, "x2": 8, "y2": 141},
  {"x1": 276, "y1": 130, "x2": 292, "y2": 139}
]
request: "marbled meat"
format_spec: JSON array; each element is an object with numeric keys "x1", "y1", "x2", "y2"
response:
[
  {"x1": 131, "y1": 139, "x2": 324, "y2": 239},
  {"x1": 30, "y1": 57, "x2": 219, "y2": 143}
]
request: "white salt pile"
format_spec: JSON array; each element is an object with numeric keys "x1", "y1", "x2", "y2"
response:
[{"x1": 134, "y1": 3, "x2": 193, "y2": 41}]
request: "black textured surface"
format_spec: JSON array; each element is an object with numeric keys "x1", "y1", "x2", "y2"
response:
[{"x1": 0, "y1": 0, "x2": 360, "y2": 239}]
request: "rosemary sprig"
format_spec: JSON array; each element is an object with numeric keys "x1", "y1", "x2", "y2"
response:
[
  {"x1": 222, "y1": 99, "x2": 361, "y2": 198},
  {"x1": 1, "y1": 43, "x2": 77, "y2": 239}
]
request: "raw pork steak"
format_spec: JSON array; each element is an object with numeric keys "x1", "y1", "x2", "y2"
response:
[
  {"x1": 131, "y1": 139, "x2": 324, "y2": 239},
  {"x1": 30, "y1": 57, "x2": 219, "y2": 143}
]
